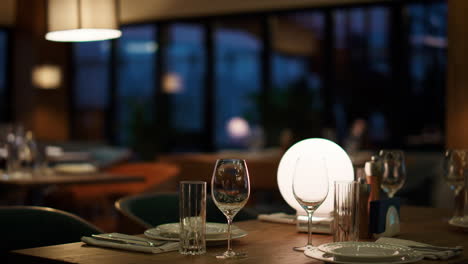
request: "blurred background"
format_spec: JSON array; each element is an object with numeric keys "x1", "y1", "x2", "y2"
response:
[{"x1": 0, "y1": 0, "x2": 462, "y2": 231}]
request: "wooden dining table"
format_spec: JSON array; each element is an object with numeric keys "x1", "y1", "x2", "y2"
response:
[
  {"x1": 7, "y1": 206, "x2": 468, "y2": 264},
  {"x1": 0, "y1": 171, "x2": 145, "y2": 205}
]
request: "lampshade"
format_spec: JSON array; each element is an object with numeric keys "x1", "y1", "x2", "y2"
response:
[
  {"x1": 277, "y1": 138, "x2": 354, "y2": 216},
  {"x1": 46, "y1": 0, "x2": 122, "y2": 42}
]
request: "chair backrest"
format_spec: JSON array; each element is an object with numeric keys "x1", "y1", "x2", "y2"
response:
[
  {"x1": 115, "y1": 192, "x2": 257, "y2": 231},
  {"x1": 0, "y1": 206, "x2": 102, "y2": 253}
]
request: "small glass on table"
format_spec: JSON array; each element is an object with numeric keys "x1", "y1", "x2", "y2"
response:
[
  {"x1": 211, "y1": 159, "x2": 250, "y2": 259},
  {"x1": 379, "y1": 150, "x2": 406, "y2": 198},
  {"x1": 443, "y1": 150, "x2": 467, "y2": 222},
  {"x1": 179, "y1": 181, "x2": 206, "y2": 255}
]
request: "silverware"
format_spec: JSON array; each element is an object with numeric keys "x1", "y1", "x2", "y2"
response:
[
  {"x1": 408, "y1": 245, "x2": 463, "y2": 252},
  {"x1": 91, "y1": 234, "x2": 165, "y2": 247}
]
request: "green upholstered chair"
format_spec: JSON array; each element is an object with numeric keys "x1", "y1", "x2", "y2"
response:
[
  {"x1": 115, "y1": 192, "x2": 257, "y2": 232},
  {"x1": 0, "y1": 206, "x2": 102, "y2": 253}
]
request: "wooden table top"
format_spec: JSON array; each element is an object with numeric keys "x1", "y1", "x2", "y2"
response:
[
  {"x1": 0, "y1": 172, "x2": 145, "y2": 187},
  {"x1": 8, "y1": 206, "x2": 468, "y2": 264}
]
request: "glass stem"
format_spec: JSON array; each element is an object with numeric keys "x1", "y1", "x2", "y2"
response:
[
  {"x1": 227, "y1": 217, "x2": 233, "y2": 253},
  {"x1": 454, "y1": 187, "x2": 465, "y2": 218},
  {"x1": 307, "y1": 210, "x2": 314, "y2": 247}
]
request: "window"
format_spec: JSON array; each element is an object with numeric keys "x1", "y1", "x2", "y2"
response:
[
  {"x1": 405, "y1": 3, "x2": 447, "y2": 148},
  {"x1": 116, "y1": 25, "x2": 157, "y2": 151},
  {"x1": 215, "y1": 19, "x2": 262, "y2": 149},
  {"x1": 272, "y1": 12, "x2": 325, "y2": 145},
  {"x1": 163, "y1": 23, "x2": 207, "y2": 151},
  {"x1": 73, "y1": 41, "x2": 111, "y2": 140},
  {"x1": 70, "y1": 0, "x2": 446, "y2": 153}
]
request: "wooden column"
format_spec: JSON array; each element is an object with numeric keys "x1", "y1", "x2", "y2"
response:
[
  {"x1": 447, "y1": 0, "x2": 468, "y2": 148},
  {"x1": 12, "y1": 0, "x2": 70, "y2": 141}
]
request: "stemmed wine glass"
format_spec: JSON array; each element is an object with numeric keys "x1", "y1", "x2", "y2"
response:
[
  {"x1": 292, "y1": 157, "x2": 329, "y2": 252},
  {"x1": 211, "y1": 159, "x2": 250, "y2": 259},
  {"x1": 443, "y1": 150, "x2": 467, "y2": 221},
  {"x1": 379, "y1": 150, "x2": 406, "y2": 198}
]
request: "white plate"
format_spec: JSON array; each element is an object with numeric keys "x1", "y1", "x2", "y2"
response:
[
  {"x1": 318, "y1": 242, "x2": 413, "y2": 260},
  {"x1": 305, "y1": 247, "x2": 423, "y2": 264},
  {"x1": 144, "y1": 222, "x2": 248, "y2": 242},
  {"x1": 449, "y1": 216, "x2": 468, "y2": 229}
]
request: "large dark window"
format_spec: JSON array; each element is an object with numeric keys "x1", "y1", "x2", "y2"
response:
[
  {"x1": 73, "y1": 41, "x2": 111, "y2": 140},
  {"x1": 214, "y1": 19, "x2": 262, "y2": 149},
  {"x1": 71, "y1": 0, "x2": 446, "y2": 155},
  {"x1": 163, "y1": 23, "x2": 207, "y2": 151},
  {"x1": 271, "y1": 12, "x2": 325, "y2": 146},
  {"x1": 116, "y1": 25, "x2": 157, "y2": 152}
]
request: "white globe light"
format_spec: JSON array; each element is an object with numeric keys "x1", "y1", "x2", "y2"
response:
[{"x1": 277, "y1": 138, "x2": 354, "y2": 216}]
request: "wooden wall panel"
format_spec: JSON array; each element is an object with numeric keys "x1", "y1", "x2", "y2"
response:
[{"x1": 446, "y1": 0, "x2": 468, "y2": 148}]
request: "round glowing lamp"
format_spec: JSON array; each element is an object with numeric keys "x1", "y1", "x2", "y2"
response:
[{"x1": 277, "y1": 138, "x2": 354, "y2": 216}]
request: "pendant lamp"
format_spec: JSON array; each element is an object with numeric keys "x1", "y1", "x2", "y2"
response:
[{"x1": 45, "y1": 0, "x2": 122, "y2": 42}]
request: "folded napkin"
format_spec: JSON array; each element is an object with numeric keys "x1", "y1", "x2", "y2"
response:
[
  {"x1": 376, "y1": 237, "x2": 463, "y2": 260},
  {"x1": 258, "y1": 213, "x2": 296, "y2": 224},
  {"x1": 81, "y1": 233, "x2": 178, "y2": 254}
]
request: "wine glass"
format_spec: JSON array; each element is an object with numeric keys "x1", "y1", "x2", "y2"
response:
[
  {"x1": 292, "y1": 157, "x2": 329, "y2": 252},
  {"x1": 443, "y1": 150, "x2": 467, "y2": 221},
  {"x1": 211, "y1": 159, "x2": 250, "y2": 259},
  {"x1": 379, "y1": 150, "x2": 406, "y2": 198}
]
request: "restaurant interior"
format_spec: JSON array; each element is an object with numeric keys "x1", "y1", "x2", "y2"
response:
[{"x1": 1, "y1": 0, "x2": 467, "y2": 263}]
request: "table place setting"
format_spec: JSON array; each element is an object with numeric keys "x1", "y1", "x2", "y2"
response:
[
  {"x1": 144, "y1": 222, "x2": 248, "y2": 243},
  {"x1": 304, "y1": 241, "x2": 424, "y2": 264},
  {"x1": 81, "y1": 233, "x2": 179, "y2": 254},
  {"x1": 376, "y1": 238, "x2": 463, "y2": 260}
]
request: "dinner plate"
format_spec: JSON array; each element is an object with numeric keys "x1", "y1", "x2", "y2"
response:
[
  {"x1": 144, "y1": 222, "x2": 248, "y2": 242},
  {"x1": 305, "y1": 247, "x2": 424, "y2": 264},
  {"x1": 449, "y1": 216, "x2": 468, "y2": 229},
  {"x1": 318, "y1": 242, "x2": 413, "y2": 260}
]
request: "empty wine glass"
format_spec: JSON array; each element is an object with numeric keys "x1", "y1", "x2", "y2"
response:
[
  {"x1": 379, "y1": 150, "x2": 406, "y2": 198},
  {"x1": 292, "y1": 157, "x2": 329, "y2": 252},
  {"x1": 443, "y1": 150, "x2": 467, "y2": 221},
  {"x1": 211, "y1": 159, "x2": 250, "y2": 259}
]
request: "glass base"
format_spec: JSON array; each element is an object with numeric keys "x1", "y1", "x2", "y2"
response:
[
  {"x1": 293, "y1": 245, "x2": 315, "y2": 252},
  {"x1": 215, "y1": 250, "x2": 247, "y2": 259}
]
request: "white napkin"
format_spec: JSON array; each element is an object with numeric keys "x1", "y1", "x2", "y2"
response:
[
  {"x1": 376, "y1": 237, "x2": 463, "y2": 260},
  {"x1": 81, "y1": 235, "x2": 178, "y2": 254},
  {"x1": 258, "y1": 213, "x2": 296, "y2": 224}
]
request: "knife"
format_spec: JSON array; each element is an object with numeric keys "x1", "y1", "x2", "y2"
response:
[{"x1": 91, "y1": 234, "x2": 164, "y2": 247}]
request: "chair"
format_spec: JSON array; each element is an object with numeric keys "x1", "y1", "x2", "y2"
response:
[
  {"x1": 62, "y1": 162, "x2": 180, "y2": 228},
  {"x1": 0, "y1": 206, "x2": 102, "y2": 253},
  {"x1": 115, "y1": 192, "x2": 257, "y2": 234}
]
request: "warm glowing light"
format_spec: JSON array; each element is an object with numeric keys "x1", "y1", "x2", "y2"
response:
[
  {"x1": 277, "y1": 138, "x2": 354, "y2": 216},
  {"x1": 32, "y1": 65, "x2": 62, "y2": 89},
  {"x1": 46, "y1": 0, "x2": 121, "y2": 42},
  {"x1": 227, "y1": 117, "x2": 250, "y2": 139},
  {"x1": 163, "y1": 73, "x2": 183, "y2": 94},
  {"x1": 46, "y1": 29, "x2": 121, "y2": 42}
]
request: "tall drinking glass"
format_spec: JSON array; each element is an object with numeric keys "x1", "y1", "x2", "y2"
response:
[
  {"x1": 211, "y1": 159, "x2": 250, "y2": 259},
  {"x1": 379, "y1": 150, "x2": 406, "y2": 198},
  {"x1": 292, "y1": 157, "x2": 329, "y2": 252},
  {"x1": 443, "y1": 150, "x2": 467, "y2": 221}
]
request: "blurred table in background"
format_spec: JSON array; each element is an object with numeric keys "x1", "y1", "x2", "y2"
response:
[{"x1": 158, "y1": 149, "x2": 283, "y2": 191}]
